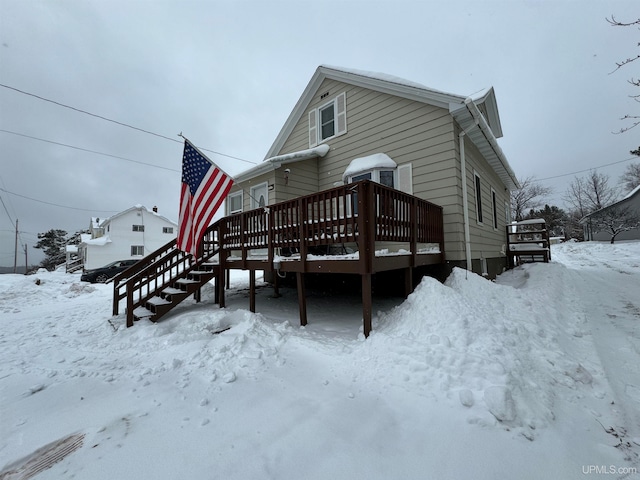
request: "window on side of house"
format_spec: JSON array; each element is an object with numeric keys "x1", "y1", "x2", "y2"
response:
[
  {"x1": 132, "y1": 224, "x2": 144, "y2": 232},
  {"x1": 163, "y1": 227, "x2": 174, "y2": 234},
  {"x1": 319, "y1": 103, "x2": 335, "y2": 141},
  {"x1": 227, "y1": 191, "x2": 243, "y2": 215},
  {"x1": 491, "y1": 188, "x2": 498, "y2": 230},
  {"x1": 309, "y1": 92, "x2": 347, "y2": 147},
  {"x1": 474, "y1": 172, "x2": 483, "y2": 224},
  {"x1": 131, "y1": 245, "x2": 144, "y2": 256}
]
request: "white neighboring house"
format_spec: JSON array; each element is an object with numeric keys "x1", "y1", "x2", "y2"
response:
[{"x1": 78, "y1": 205, "x2": 177, "y2": 270}]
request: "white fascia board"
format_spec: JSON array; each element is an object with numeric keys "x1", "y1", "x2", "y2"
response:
[{"x1": 460, "y1": 98, "x2": 519, "y2": 190}]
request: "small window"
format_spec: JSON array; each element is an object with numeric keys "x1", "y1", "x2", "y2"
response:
[
  {"x1": 319, "y1": 103, "x2": 335, "y2": 140},
  {"x1": 491, "y1": 188, "x2": 498, "y2": 229},
  {"x1": 163, "y1": 227, "x2": 174, "y2": 234},
  {"x1": 228, "y1": 191, "x2": 243, "y2": 214},
  {"x1": 132, "y1": 225, "x2": 144, "y2": 232},
  {"x1": 474, "y1": 172, "x2": 483, "y2": 224},
  {"x1": 131, "y1": 245, "x2": 144, "y2": 256},
  {"x1": 309, "y1": 92, "x2": 347, "y2": 147}
]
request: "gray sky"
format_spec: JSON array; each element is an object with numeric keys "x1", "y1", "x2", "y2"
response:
[{"x1": 1, "y1": 0, "x2": 638, "y2": 267}]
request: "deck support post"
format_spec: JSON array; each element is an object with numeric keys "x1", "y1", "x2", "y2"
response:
[
  {"x1": 218, "y1": 268, "x2": 226, "y2": 308},
  {"x1": 297, "y1": 272, "x2": 307, "y2": 326},
  {"x1": 362, "y1": 273, "x2": 372, "y2": 337},
  {"x1": 249, "y1": 269, "x2": 256, "y2": 313},
  {"x1": 404, "y1": 267, "x2": 413, "y2": 298}
]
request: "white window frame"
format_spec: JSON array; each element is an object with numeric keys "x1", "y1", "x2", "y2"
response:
[
  {"x1": 250, "y1": 182, "x2": 268, "y2": 209},
  {"x1": 162, "y1": 227, "x2": 174, "y2": 234},
  {"x1": 474, "y1": 171, "x2": 483, "y2": 225},
  {"x1": 491, "y1": 187, "x2": 498, "y2": 230},
  {"x1": 131, "y1": 245, "x2": 144, "y2": 256},
  {"x1": 132, "y1": 224, "x2": 144, "y2": 232},
  {"x1": 227, "y1": 191, "x2": 243, "y2": 215},
  {"x1": 309, "y1": 92, "x2": 347, "y2": 147},
  {"x1": 347, "y1": 169, "x2": 396, "y2": 187}
]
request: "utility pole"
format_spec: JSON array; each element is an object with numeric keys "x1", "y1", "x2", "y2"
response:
[
  {"x1": 24, "y1": 244, "x2": 28, "y2": 274},
  {"x1": 13, "y1": 219, "x2": 18, "y2": 273}
]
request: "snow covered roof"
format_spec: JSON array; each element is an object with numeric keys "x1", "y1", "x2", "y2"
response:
[
  {"x1": 257, "y1": 65, "x2": 517, "y2": 190},
  {"x1": 99, "y1": 205, "x2": 177, "y2": 227},
  {"x1": 233, "y1": 144, "x2": 330, "y2": 184},
  {"x1": 580, "y1": 183, "x2": 640, "y2": 222},
  {"x1": 343, "y1": 153, "x2": 397, "y2": 181}
]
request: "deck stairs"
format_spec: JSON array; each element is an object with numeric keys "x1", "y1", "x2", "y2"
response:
[
  {"x1": 506, "y1": 219, "x2": 551, "y2": 268},
  {"x1": 131, "y1": 262, "x2": 218, "y2": 323}
]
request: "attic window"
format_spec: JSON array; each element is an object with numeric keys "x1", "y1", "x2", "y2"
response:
[{"x1": 309, "y1": 92, "x2": 347, "y2": 147}]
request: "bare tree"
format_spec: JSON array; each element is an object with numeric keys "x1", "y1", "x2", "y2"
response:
[
  {"x1": 607, "y1": 16, "x2": 640, "y2": 133},
  {"x1": 563, "y1": 170, "x2": 619, "y2": 215},
  {"x1": 589, "y1": 205, "x2": 640, "y2": 243},
  {"x1": 620, "y1": 162, "x2": 640, "y2": 192},
  {"x1": 510, "y1": 176, "x2": 552, "y2": 222}
]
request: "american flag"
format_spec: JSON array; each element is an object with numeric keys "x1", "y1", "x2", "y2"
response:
[{"x1": 177, "y1": 139, "x2": 233, "y2": 257}]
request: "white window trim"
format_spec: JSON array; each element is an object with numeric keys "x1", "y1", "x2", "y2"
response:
[
  {"x1": 227, "y1": 191, "x2": 243, "y2": 215},
  {"x1": 474, "y1": 170, "x2": 483, "y2": 225},
  {"x1": 491, "y1": 187, "x2": 499, "y2": 230},
  {"x1": 162, "y1": 227, "x2": 174, "y2": 234},
  {"x1": 250, "y1": 182, "x2": 268, "y2": 209},
  {"x1": 347, "y1": 169, "x2": 396, "y2": 186},
  {"x1": 309, "y1": 92, "x2": 347, "y2": 148},
  {"x1": 131, "y1": 245, "x2": 144, "y2": 256}
]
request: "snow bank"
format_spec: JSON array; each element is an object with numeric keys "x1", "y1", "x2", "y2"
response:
[{"x1": 354, "y1": 266, "x2": 598, "y2": 438}]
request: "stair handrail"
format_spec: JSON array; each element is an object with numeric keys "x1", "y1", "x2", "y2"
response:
[{"x1": 112, "y1": 220, "x2": 222, "y2": 326}]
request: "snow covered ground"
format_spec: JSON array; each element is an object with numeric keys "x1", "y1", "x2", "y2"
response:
[{"x1": 1, "y1": 241, "x2": 639, "y2": 480}]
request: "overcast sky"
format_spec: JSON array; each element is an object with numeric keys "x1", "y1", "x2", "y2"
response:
[{"x1": 1, "y1": 0, "x2": 638, "y2": 267}]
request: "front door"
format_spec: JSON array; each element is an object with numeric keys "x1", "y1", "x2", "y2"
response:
[{"x1": 250, "y1": 182, "x2": 268, "y2": 210}]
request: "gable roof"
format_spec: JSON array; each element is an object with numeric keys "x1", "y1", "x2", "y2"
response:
[
  {"x1": 264, "y1": 65, "x2": 518, "y2": 190},
  {"x1": 99, "y1": 205, "x2": 177, "y2": 227},
  {"x1": 580, "y1": 184, "x2": 640, "y2": 222}
]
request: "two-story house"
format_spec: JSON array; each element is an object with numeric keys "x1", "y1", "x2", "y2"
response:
[{"x1": 78, "y1": 205, "x2": 177, "y2": 270}]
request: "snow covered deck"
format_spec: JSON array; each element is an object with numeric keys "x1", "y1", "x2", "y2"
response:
[{"x1": 113, "y1": 180, "x2": 445, "y2": 336}]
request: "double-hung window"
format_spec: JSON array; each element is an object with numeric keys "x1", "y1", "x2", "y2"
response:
[
  {"x1": 131, "y1": 245, "x2": 144, "y2": 256},
  {"x1": 132, "y1": 224, "x2": 144, "y2": 232},
  {"x1": 309, "y1": 92, "x2": 347, "y2": 147}
]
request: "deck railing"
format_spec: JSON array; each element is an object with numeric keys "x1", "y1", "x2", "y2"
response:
[
  {"x1": 219, "y1": 180, "x2": 444, "y2": 263},
  {"x1": 114, "y1": 180, "x2": 444, "y2": 325},
  {"x1": 112, "y1": 225, "x2": 220, "y2": 326}
]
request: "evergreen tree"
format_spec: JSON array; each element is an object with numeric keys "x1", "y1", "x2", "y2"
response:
[{"x1": 34, "y1": 229, "x2": 68, "y2": 271}]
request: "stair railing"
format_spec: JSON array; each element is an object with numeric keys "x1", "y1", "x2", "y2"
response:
[{"x1": 113, "y1": 221, "x2": 221, "y2": 327}]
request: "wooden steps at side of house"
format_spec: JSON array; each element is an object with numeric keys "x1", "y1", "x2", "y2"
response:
[{"x1": 132, "y1": 262, "x2": 218, "y2": 323}]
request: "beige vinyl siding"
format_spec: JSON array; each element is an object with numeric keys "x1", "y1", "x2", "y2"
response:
[
  {"x1": 252, "y1": 77, "x2": 510, "y2": 268},
  {"x1": 458, "y1": 133, "x2": 510, "y2": 262}
]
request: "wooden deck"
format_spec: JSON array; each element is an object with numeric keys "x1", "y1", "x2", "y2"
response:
[{"x1": 112, "y1": 180, "x2": 445, "y2": 336}]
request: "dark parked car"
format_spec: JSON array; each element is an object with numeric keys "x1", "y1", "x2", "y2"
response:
[{"x1": 81, "y1": 259, "x2": 138, "y2": 283}]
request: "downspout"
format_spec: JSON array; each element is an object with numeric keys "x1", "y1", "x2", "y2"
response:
[{"x1": 459, "y1": 114, "x2": 479, "y2": 272}]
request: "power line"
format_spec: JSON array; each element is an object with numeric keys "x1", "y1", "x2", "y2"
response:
[
  {"x1": 533, "y1": 156, "x2": 638, "y2": 182},
  {"x1": 0, "y1": 129, "x2": 180, "y2": 172},
  {"x1": 0, "y1": 187, "x2": 120, "y2": 213},
  {"x1": 0, "y1": 83, "x2": 258, "y2": 165}
]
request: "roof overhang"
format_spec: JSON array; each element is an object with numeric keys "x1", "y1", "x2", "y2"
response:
[
  {"x1": 233, "y1": 144, "x2": 330, "y2": 184},
  {"x1": 451, "y1": 98, "x2": 519, "y2": 191}
]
